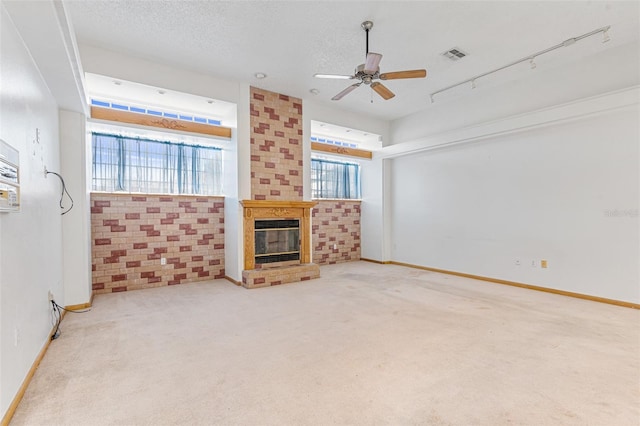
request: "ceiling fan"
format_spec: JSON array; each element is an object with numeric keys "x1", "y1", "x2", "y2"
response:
[{"x1": 314, "y1": 21, "x2": 427, "y2": 101}]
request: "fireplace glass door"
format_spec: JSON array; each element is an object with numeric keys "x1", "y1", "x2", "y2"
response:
[{"x1": 254, "y1": 219, "x2": 300, "y2": 264}]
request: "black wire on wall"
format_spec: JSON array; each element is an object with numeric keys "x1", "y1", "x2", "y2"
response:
[{"x1": 45, "y1": 169, "x2": 74, "y2": 215}]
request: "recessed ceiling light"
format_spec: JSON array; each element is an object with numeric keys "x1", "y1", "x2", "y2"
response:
[
  {"x1": 309, "y1": 88, "x2": 320, "y2": 95},
  {"x1": 207, "y1": 99, "x2": 215, "y2": 104},
  {"x1": 255, "y1": 73, "x2": 267, "y2": 79},
  {"x1": 345, "y1": 129, "x2": 352, "y2": 133},
  {"x1": 319, "y1": 123, "x2": 326, "y2": 127},
  {"x1": 113, "y1": 80, "x2": 122, "y2": 85},
  {"x1": 158, "y1": 90, "x2": 166, "y2": 95}
]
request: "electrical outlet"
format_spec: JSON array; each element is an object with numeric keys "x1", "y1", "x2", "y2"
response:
[
  {"x1": 161, "y1": 257, "x2": 167, "y2": 265},
  {"x1": 333, "y1": 244, "x2": 337, "y2": 250},
  {"x1": 515, "y1": 259, "x2": 521, "y2": 266},
  {"x1": 48, "y1": 290, "x2": 54, "y2": 302},
  {"x1": 531, "y1": 260, "x2": 537, "y2": 268}
]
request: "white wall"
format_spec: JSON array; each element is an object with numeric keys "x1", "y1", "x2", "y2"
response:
[
  {"x1": 303, "y1": 100, "x2": 391, "y2": 261},
  {"x1": 389, "y1": 98, "x2": 639, "y2": 303},
  {"x1": 59, "y1": 110, "x2": 91, "y2": 306},
  {"x1": 223, "y1": 84, "x2": 252, "y2": 281},
  {"x1": 0, "y1": 4, "x2": 64, "y2": 417},
  {"x1": 359, "y1": 157, "x2": 386, "y2": 261}
]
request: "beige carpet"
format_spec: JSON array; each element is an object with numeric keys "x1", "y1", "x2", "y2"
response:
[{"x1": 10, "y1": 261, "x2": 640, "y2": 425}]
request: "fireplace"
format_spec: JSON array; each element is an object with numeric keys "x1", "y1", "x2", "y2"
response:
[
  {"x1": 255, "y1": 219, "x2": 300, "y2": 264},
  {"x1": 240, "y1": 200, "x2": 320, "y2": 288}
]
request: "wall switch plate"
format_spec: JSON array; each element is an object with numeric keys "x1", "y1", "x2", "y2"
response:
[
  {"x1": 541, "y1": 260, "x2": 548, "y2": 268},
  {"x1": 160, "y1": 258, "x2": 167, "y2": 265}
]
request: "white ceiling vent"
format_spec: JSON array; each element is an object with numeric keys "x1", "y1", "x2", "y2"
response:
[{"x1": 442, "y1": 48, "x2": 468, "y2": 61}]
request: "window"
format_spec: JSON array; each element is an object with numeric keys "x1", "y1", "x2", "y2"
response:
[
  {"x1": 92, "y1": 132, "x2": 222, "y2": 195},
  {"x1": 311, "y1": 158, "x2": 360, "y2": 199}
]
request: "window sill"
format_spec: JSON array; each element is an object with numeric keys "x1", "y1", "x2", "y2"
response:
[
  {"x1": 311, "y1": 198, "x2": 362, "y2": 202},
  {"x1": 90, "y1": 191, "x2": 225, "y2": 198}
]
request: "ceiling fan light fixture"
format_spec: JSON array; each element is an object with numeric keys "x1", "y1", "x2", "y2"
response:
[
  {"x1": 254, "y1": 72, "x2": 267, "y2": 79},
  {"x1": 364, "y1": 52, "x2": 383, "y2": 74}
]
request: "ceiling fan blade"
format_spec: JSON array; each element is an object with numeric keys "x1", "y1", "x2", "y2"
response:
[
  {"x1": 314, "y1": 73, "x2": 354, "y2": 79},
  {"x1": 370, "y1": 82, "x2": 395, "y2": 100},
  {"x1": 364, "y1": 52, "x2": 383, "y2": 74},
  {"x1": 331, "y1": 83, "x2": 361, "y2": 101},
  {"x1": 379, "y1": 69, "x2": 427, "y2": 80}
]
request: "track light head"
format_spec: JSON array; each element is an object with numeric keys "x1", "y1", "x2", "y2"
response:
[
  {"x1": 529, "y1": 58, "x2": 537, "y2": 69},
  {"x1": 602, "y1": 29, "x2": 610, "y2": 43}
]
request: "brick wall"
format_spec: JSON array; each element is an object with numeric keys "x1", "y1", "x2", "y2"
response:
[
  {"x1": 250, "y1": 87, "x2": 303, "y2": 201},
  {"x1": 312, "y1": 200, "x2": 361, "y2": 265},
  {"x1": 91, "y1": 193, "x2": 225, "y2": 294}
]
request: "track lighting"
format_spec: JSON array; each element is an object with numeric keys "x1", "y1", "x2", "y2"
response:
[{"x1": 429, "y1": 25, "x2": 611, "y2": 103}]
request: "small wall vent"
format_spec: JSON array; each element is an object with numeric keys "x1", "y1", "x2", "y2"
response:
[{"x1": 442, "y1": 48, "x2": 468, "y2": 61}]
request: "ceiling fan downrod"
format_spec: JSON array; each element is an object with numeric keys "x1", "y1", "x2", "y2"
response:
[{"x1": 361, "y1": 21, "x2": 373, "y2": 57}]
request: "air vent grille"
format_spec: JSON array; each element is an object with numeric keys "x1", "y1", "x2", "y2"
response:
[{"x1": 442, "y1": 48, "x2": 468, "y2": 61}]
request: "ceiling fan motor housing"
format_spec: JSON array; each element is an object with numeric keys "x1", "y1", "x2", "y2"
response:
[{"x1": 355, "y1": 64, "x2": 379, "y2": 84}]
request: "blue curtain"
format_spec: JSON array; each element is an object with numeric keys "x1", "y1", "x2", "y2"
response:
[
  {"x1": 311, "y1": 158, "x2": 360, "y2": 199},
  {"x1": 91, "y1": 132, "x2": 222, "y2": 195}
]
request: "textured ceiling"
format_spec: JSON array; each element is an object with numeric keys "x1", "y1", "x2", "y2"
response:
[{"x1": 65, "y1": 1, "x2": 639, "y2": 122}]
